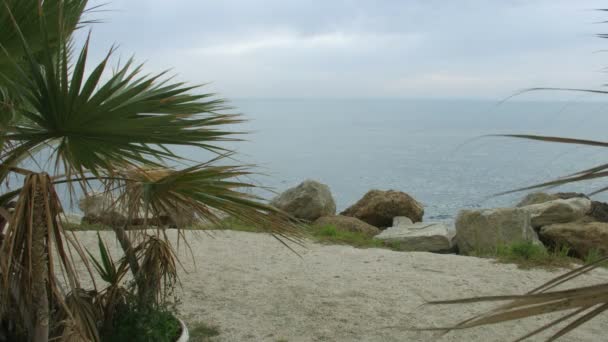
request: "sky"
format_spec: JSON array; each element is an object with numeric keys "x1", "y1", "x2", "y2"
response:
[{"x1": 79, "y1": 0, "x2": 608, "y2": 100}]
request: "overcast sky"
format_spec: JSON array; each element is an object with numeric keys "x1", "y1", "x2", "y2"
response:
[{"x1": 80, "y1": 0, "x2": 608, "y2": 100}]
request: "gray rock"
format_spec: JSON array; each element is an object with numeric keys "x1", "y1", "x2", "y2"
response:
[
  {"x1": 523, "y1": 198, "x2": 591, "y2": 228},
  {"x1": 374, "y1": 222, "x2": 454, "y2": 252},
  {"x1": 79, "y1": 192, "x2": 115, "y2": 217},
  {"x1": 455, "y1": 208, "x2": 540, "y2": 255},
  {"x1": 314, "y1": 215, "x2": 380, "y2": 236},
  {"x1": 340, "y1": 190, "x2": 424, "y2": 228},
  {"x1": 271, "y1": 180, "x2": 336, "y2": 221},
  {"x1": 393, "y1": 216, "x2": 414, "y2": 227},
  {"x1": 540, "y1": 221, "x2": 608, "y2": 257}
]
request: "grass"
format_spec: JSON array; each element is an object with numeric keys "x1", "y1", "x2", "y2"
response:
[
  {"x1": 308, "y1": 224, "x2": 390, "y2": 249},
  {"x1": 188, "y1": 321, "x2": 220, "y2": 342},
  {"x1": 472, "y1": 241, "x2": 577, "y2": 270},
  {"x1": 584, "y1": 248, "x2": 608, "y2": 268}
]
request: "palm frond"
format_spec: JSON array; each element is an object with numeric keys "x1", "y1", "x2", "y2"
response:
[
  {"x1": 113, "y1": 158, "x2": 302, "y2": 240},
  {"x1": 424, "y1": 257, "x2": 608, "y2": 341},
  {"x1": 2, "y1": 16, "x2": 242, "y2": 185},
  {"x1": 133, "y1": 235, "x2": 179, "y2": 304}
]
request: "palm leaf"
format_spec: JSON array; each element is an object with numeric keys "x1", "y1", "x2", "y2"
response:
[{"x1": 2, "y1": 16, "x2": 242, "y2": 185}]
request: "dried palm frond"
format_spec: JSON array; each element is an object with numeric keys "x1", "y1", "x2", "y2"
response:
[
  {"x1": 133, "y1": 235, "x2": 179, "y2": 305},
  {"x1": 424, "y1": 257, "x2": 608, "y2": 341},
  {"x1": 0, "y1": 173, "x2": 96, "y2": 341},
  {"x1": 53, "y1": 288, "x2": 101, "y2": 342}
]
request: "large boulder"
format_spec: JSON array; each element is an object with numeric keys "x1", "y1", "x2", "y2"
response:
[
  {"x1": 588, "y1": 201, "x2": 608, "y2": 223},
  {"x1": 271, "y1": 180, "x2": 336, "y2": 221},
  {"x1": 374, "y1": 222, "x2": 454, "y2": 252},
  {"x1": 540, "y1": 222, "x2": 608, "y2": 257},
  {"x1": 340, "y1": 190, "x2": 424, "y2": 228},
  {"x1": 516, "y1": 192, "x2": 559, "y2": 207},
  {"x1": 314, "y1": 215, "x2": 380, "y2": 237},
  {"x1": 523, "y1": 198, "x2": 591, "y2": 228},
  {"x1": 455, "y1": 208, "x2": 540, "y2": 254}
]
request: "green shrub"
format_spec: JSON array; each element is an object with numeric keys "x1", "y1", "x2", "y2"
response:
[{"x1": 497, "y1": 241, "x2": 548, "y2": 260}]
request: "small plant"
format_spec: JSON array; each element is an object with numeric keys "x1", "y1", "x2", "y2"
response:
[
  {"x1": 317, "y1": 225, "x2": 339, "y2": 237},
  {"x1": 497, "y1": 241, "x2": 547, "y2": 260},
  {"x1": 584, "y1": 248, "x2": 607, "y2": 267}
]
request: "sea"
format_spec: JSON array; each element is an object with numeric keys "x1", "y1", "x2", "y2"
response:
[{"x1": 202, "y1": 98, "x2": 608, "y2": 222}]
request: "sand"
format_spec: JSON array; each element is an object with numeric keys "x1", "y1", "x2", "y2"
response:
[{"x1": 74, "y1": 230, "x2": 608, "y2": 342}]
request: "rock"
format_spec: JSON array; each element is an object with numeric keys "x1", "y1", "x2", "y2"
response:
[
  {"x1": 340, "y1": 190, "x2": 424, "y2": 228},
  {"x1": 588, "y1": 201, "x2": 608, "y2": 223},
  {"x1": 314, "y1": 215, "x2": 381, "y2": 236},
  {"x1": 555, "y1": 192, "x2": 589, "y2": 200},
  {"x1": 393, "y1": 216, "x2": 414, "y2": 227},
  {"x1": 540, "y1": 222, "x2": 608, "y2": 257},
  {"x1": 455, "y1": 208, "x2": 540, "y2": 255},
  {"x1": 516, "y1": 192, "x2": 559, "y2": 207},
  {"x1": 374, "y1": 222, "x2": 454, "y2": 252},
  {"x1": 516, "y1": 192, "x2": 588, "y2": 207},
  {"x1": 523, "y1": 198, "x2": 591, "y2": 228},
  {"x1": 61, "y1": 213, "x2": 83, "y2": 225},
  {"x1": 271, "y1": 180, "x2": 336, "y2": 221},
  {"x1": 79, "y1": 192, "x2": 127, "y2": 227}
]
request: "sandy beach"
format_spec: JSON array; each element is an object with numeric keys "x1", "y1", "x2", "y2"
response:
[{"x1": 74, "y1": 230, "x2": 608, "y2": 342}]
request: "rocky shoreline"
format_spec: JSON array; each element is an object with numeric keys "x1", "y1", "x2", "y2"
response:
[
  {"x1": 270, "y1": 179, "x2": 607, "y2": 261},
  {"x1": 69, "y1": 179, "x2": 607, "y2": 263}
]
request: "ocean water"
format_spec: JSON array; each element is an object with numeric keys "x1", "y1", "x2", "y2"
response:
[{"x1": 213, "y1": 98, "x2": 608, "y2": 222}]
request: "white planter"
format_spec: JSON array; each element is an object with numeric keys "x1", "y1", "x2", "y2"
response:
[{"x1": 176, "y1": 318, "x2": 189, "y2": 342}]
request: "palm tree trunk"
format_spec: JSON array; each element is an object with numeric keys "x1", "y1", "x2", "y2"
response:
[
  {"x1": 111, "y1": 224, "x2": 141, "y2": 282},
  {"x1": 31, "y1": 180, "x2": 49, "y2": 342}
]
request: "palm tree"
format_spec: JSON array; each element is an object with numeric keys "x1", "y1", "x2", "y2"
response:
[{"x1": 0, "y1": 1, "x2": 298, "y2": 341}]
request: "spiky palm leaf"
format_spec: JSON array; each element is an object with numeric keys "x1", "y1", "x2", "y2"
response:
[{"x1": 429, "y1": 71, "x2": 608, "y2": 342}]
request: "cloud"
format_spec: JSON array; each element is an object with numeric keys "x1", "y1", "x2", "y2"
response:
[
  {"x1": 81, "y1": 0, "x2": 608, "y2": 99},
  {"x1": 192, "y1": 31, "x2": 359, "y2": 55}
]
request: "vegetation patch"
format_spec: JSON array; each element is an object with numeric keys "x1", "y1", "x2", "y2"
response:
[
  {"x1": 472, "y1": 241, "x2": 577, "y2": 269},
  {"x1": 188, "y1": 321, "x2": 221, "y2": 341},
  {"x1": 584, "y1": 248, "x2": 608, "y2": 268},
  {"x1": 196, "y1": 218, "x2": 399, "y2": 250},
  {"x1": 102, "y1": 301, "x2": 181, "y2": 342},
  {"x1": 307, "y1": 224, "x2": 391, "y2": 249}
]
